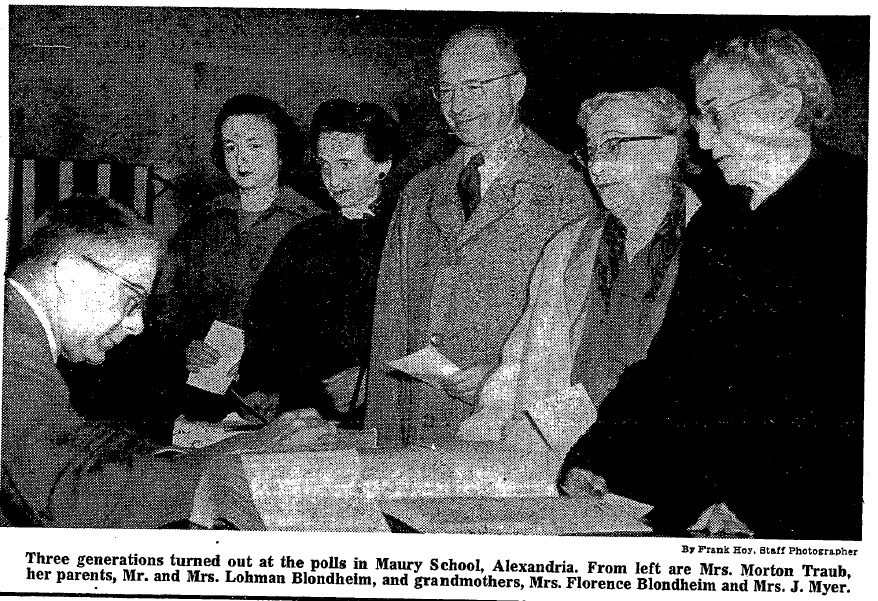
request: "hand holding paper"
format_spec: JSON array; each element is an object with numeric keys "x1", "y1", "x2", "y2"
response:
[
  {"x1": 388, "y1": 345, "x2": 460, "y2": 389},
  {"x1": 526, "y1": 383, "x2": 597, "y2": 455},
  {"x1": 186, "y1": 321, "x2": 245, "y2": 395}
]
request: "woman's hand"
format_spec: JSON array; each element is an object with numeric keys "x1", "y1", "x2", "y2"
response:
[
  {"x1": 186, "y1": 340, "x2": 220, "y2": 372},
  {"x1": 444, "y1": 364, "x2": 493, "y2": 403},
  {"x1": 560, "y1": 468, "x2": 609, "y2": 498},
  {"x1": 323, "y1": 367, "x2": 363, "y2": 414},
  {"x1": 239, "y1": 392, "x2": 280, "y2": 421}
]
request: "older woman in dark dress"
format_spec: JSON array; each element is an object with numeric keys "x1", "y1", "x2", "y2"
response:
[{"x1": 238, "y1": 99, "x2": 400, "y2": 423}]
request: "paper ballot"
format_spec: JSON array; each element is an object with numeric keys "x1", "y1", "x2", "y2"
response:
[
  {"x1": 387, "y1": 345, "x2": 460, "y2": 388},
  {"x1": 379, "y1": 494, "x2": 653, "y2": 535},
  {"x1": 186, "y1": 320, "x2": 245, "y2": 395},
  {"x1": 526, "y1": 384, "x2": 597, "y2": 456}
]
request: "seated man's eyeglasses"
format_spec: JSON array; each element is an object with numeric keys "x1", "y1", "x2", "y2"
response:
[
  {"x1": 80, "y1": 254, "x2": 147, "y2": 319},
  {"x1": 431, "y1": 71, "x2": 521, "y2": 104},
  {"x1": 575, "y1": 135, "x2": 666, "y2": 166}
]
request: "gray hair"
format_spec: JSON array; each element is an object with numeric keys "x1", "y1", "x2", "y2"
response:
[
  {"x1": 691, "y1": 28, "x2": 833, "y2": 130},
  {"x1": 15, "y1": 194, "x2": 162, "y2": 270},
  {"x1": 577, "y1": 87, "x2": 689, "y2": 139},
  {"x1": 577, "y1": 87, "x2": 696, "y2": 176}
]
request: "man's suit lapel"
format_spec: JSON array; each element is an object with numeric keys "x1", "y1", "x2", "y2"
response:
[{"x1": 458, "y1": 129, "x2": 549, "y2": 246}]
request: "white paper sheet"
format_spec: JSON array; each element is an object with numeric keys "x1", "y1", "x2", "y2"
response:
[
  {"x1": 186, "y1": 320, "x2": 245, "y2": 395},
  {"x1": 526, "y1": 383, "x2": 597, "y2": 455},
  {"x1": 387, "y1": 344, "x2": 460, "y2": 388},
  {"x1": 378, "y1": 494, "x2": 653, "y2": 535}
]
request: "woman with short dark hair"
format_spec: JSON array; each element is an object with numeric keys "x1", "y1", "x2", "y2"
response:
[
  {"x1": 151, "y1": 93, "x2": 323, "y2": 422},
  {"x1": 237, "y1": 99, "x2": 401, "y2": 422}
]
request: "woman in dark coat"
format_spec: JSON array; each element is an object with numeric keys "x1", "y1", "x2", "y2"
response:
[
  {"x1": 238, "y1": 99, "x2": 400, "y2": 423},
  {"x1": 151, "y1": 94, "x2": 323, "y2": 422}
]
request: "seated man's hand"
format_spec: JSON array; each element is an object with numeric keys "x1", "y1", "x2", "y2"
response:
[
  {"x1": 444, "y1": 364, "x2": 493, "y2": 403},
  {"x1": 243, "y1": 412, "x2": 338, "y2": 453},
  {"x1": 688, "y1": 502, "x2": 753, "y2": 537},
  {"x1": 186, "y1": 340, "x2": 220, "y2": 373},
  {"x1": 561, "y1": 467, "x2": 608, "y2": 498},
  {"x1": 202, "y1": 411, "x2": 337, "y2": 455}
]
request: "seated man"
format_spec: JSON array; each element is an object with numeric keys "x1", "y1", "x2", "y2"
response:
[
  {"x1": 562, "y1": 29, "x2": 865, "y2": 540},
  {"x1": 2, "y1": 195, "x2": 331, "y2": 528}
]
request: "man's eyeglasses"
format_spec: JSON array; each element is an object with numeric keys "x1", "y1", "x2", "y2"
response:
[
  {"x1": 80, "y1": 254, "x2": 147, "y2": 319},
  {"x1": 575, "y1": 135, "x2": 666, "y2": 166},
  {"x1": 691, "y1": 92, "x2": 765, "y2": 134},
  {"x1": 430, "y1": 71, "x2": 521, "y2": 104}
]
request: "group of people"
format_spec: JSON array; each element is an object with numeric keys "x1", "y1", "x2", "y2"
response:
[{"x1": 2, "y1": 25, "x2": 864, "y2": 539}]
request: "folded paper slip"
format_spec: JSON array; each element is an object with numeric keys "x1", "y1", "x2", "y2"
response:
[
  {"x1": 379, "y1": 494, "x2": 653, "y2": 535},
  {"x1": 186, "y1": 320, "x2": 245, "y2": 395},
  {"x1": 526, "y1": 383, "x2": 597, "y2": 456},
  {"x1": 172, "y1": 412, "x2": 257, "y2": 448},
  {"x1": 387, "y1": 345, "x2": 460, "y2": 388}
]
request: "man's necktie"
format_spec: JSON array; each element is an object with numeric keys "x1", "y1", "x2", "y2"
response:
[{"x1": 457, "y1": 152, "x2": 484, "y2": 221}]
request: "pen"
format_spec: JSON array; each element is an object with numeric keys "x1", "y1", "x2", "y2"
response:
[{"x1": 228, "y1": 388, "x2": 269, "y2": 426}]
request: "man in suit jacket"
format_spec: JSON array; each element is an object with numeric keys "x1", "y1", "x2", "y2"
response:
[
  {"x1": 2, "y1": 195, "x2": 316, "y2": 528},
  {"x1": 563, "y1": 29, "x2": 865, "y2": 540},
  {"x1": 367, "y1": 26, "x2": 595, "y2": 446}
]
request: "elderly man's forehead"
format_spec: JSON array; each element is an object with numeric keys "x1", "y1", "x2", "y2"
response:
[{"x1": 441, "y1": 34, "x2": 509, "y2": 77}]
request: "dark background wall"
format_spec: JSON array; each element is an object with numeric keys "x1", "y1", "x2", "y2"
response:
[{"x1": 9, "y1": 7, "x2": 869, "y2": 230}]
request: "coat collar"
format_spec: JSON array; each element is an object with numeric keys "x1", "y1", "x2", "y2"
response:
[{"x1": 428, "y1": 126, "x2": 556, "y2": 246}]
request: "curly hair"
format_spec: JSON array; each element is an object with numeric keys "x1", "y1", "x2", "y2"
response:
[
  {"x1": 577, "y1": 87, "x2": 692, "y2": 175},
  {"x1": 578, "y1": 87, "x2": 689, "y2": 139},
  {"x1": 691, "y1": 29, "x2": 833, "y2": 130},
  {"x1": 210, "y1": 93, "x2": 304, "y2": 184}
]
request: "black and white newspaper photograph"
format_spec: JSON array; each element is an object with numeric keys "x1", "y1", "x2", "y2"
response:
[{"x1": 0, "y1": 1, "x2": 873, "y2": 599}]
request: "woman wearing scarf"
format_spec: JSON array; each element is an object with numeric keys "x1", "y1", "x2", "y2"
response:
[{"x1": 459, "y1": 87, "x2": 699, "y2": 459}]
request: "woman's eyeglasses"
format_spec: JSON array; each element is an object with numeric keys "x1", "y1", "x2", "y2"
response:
[
  {"x1": 575, "y1": 135, "x2": 666, "y2": 166},
  {"x1": 691, "y1": 92, "x2": 765, "y2": 134}
]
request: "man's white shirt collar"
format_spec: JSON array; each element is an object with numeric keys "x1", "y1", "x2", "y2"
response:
[
  {"x1": 8, "y1": 278, "x2": 59, "y2": 363},
  {"x1": 463, "y1": 124, "x2": 525, "y2": 196}
]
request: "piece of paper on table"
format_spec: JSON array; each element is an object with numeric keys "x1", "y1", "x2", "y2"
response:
[
  {"x1": 379, "y1": 494, "x2": 652, "y2": 535},
  {"x1": 387, "y1": 345, "x2": 460, "y2": 388},
  {"x1": 526, "y1": 383, "x2": 597, "y2": 455},
  {"x1": 688, "y1": 502, "x2": 753, "y2": 536},
  {"x1": 173, "y1": 412, "x2": 259, "y2": 448},
  {"x1": 242, "y1": 449, "x2": 388, "y2": 532},
  {"x1": 186, "y1": 320, "x2": 245, "y2": 395}
]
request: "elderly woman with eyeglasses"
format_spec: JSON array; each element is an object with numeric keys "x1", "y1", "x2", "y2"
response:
[
  {"x1": 561, "y1": 30, "x2": 865, "y2": 540},
  {"x1": 457, "y1": 87, "x2": 699, "y2": 459}
]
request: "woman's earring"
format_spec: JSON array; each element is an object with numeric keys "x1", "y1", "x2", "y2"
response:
[{"x1": 377, "y1": 172, "x2": 387, "y2": 181}]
